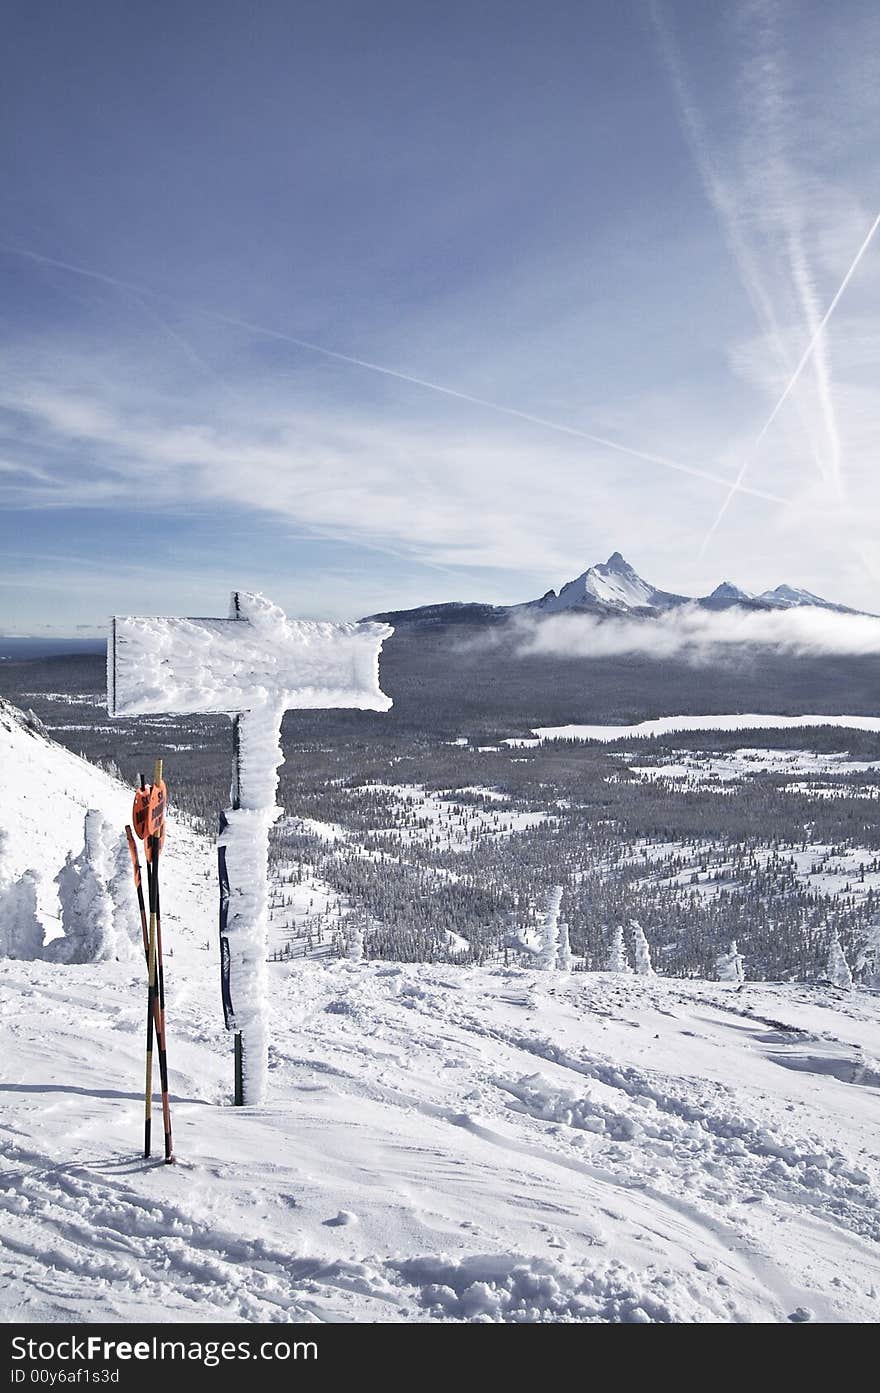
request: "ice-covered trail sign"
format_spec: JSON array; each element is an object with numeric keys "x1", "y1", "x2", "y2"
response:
[{"x1": 108, "y1": 591, "x2": 393, "y2": 1104}]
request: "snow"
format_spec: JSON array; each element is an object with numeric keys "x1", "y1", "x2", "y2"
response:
[
  {"x1": 539, "y1": 553, "x2": 662, "y2": 614},
  {"x1": 0, "y1": 699, "x2": 210, "y2": 935},
  {"x1": 528, "y1": 714, "x2": 880, "y2": 743},
  {"x1": 2, "y1": 947, "x2": 879, "y2": 1323},
  {"x1": 3, "y1": 698, "x2": 880, "y2": 1323},
  {"x1": 627, "y1": 747, "x2": 880, "y2": 790},
  {"x1": 109, "y1": 591, "x2": 393, "y2": 718},
  {"x1": 354, "y1": 783, "x2": 549, "y2": 851}
]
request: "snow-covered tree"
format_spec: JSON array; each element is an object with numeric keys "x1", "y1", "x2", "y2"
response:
[
  {"x1": 47, "y1": 810, "x2": 116, "y2": 963},
  {"x1": 824, "y1": 929, "x2": 852, "y2": 990},
  {"x1": 854, "y1": 914, "x2": 880, "y2": 989},
  {"x1": 107, "y1": 831, "x2": 141, "y2": 960},
  {"x1": 345, "y1": 916, "x2": 365, "y2": 962},
  {"x1": 0, "y1": 827, "x2": 44, "y2": 961},
  {"x1": 0, "y1": 868, "x2": 44, "y2": 960},
  {"x1": 536, "y1": 886, "x2": 563, "y2": 969},
  {"x1": 605, "y1": 925, "x2": 631, "y2": 973},
  {"x1": 556, "y1": 920, "x2": 572, "y2": 972},
  {"x1": 630, "y1": 920, "x2": 654, "y2": 976},
  {"x1": 715, "y1": 939, "x2": 745, "y2": 983}
]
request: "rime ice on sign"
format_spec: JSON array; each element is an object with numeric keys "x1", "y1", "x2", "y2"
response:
[{"x1": 108, "y1": 591, "x2": 393, "y2": 1103}]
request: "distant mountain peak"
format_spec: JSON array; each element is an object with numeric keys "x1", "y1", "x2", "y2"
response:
[
  {"x1": 757, "y1": 583, "x2": 856, "y2": 614},
  {"x1": 710, "y1": 581, "x2": 752, "y2": 600},
  {"x1": 534, "y1": 553, "x2": 687, "y2": 616}
]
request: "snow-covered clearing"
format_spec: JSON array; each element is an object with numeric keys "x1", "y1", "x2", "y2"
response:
[
  {"x1": 520, "y1": 714, "x2": 880, "y2": 744},
  {"x1": 352, "y1": 783, "x2": 549, "y2": 850},
  {"x1": 624, "y1": 748, "x2": 880, "y2": 792}
]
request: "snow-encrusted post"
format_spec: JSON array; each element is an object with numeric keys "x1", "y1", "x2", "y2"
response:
[{"x1": 108, "y1": 591, "x2": 392, "y2": 1104}]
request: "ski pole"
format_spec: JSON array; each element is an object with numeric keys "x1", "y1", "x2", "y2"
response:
[
  {"x1": 127, "y1": 818, "x2": 173, "y2": 1158},
  {"x1": 153, "y1": 853, "x2": 173, "y2": 1163},
  {"x1": 144, "y1": 761, "x2": 172, "y2": 1162}
]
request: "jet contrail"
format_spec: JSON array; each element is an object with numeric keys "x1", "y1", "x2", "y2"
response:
[
  {"x1": 648, "y1": 0, "x2": 835, "y2": 495},
  {"x1": 743, "y1": 0, "x2": 843, "y2": 499},
  {"x1": 0, "y1": 238, "x2": 789, "y2": 506},
  {"x1": 699, "y1": 206, "x2": 880, "y2": 554},
  {"x1": 647, "y1": 0, "x2": 827, "y2": 481}
]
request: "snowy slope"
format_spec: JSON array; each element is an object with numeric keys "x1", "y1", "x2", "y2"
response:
[
  {"x1": 2, "y1": 702, "x2": 879, "y2": 1324},
  {"x1": 2, "y1": 957, "x2": 879, "y2": 1323},
  {"x1": 0, "y1": 698, "x2": 213, "y2": 939}
]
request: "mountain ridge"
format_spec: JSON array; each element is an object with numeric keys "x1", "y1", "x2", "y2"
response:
[{"x1": 366, "y1": 553, "x2": 866, "y2": 627}]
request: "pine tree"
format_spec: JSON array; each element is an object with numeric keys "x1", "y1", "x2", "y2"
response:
[
  {"x1": 557, "y1": 920, "x2": 572, "y2": 972},
  {"x1": 106, "y1": 830, "x2": 140, "y2": 960},
  {"x1": 854, "y1": 914, "x2": 880, "y2": 989},
  {"x1": 824, "y1": 929, "x2": 852, "y2": 989},
  {"x1": 346, "y1": 916, "x2": 365, "y2": 962},
  {"x1": 0, "y1": 869, "x2": 44, "y2": 960},
  {"x1": 47, "y1": 810, "x2": 116, "y2": 963},
  {"x1": 630, "y1": 920, "x2": 654, "y2": 976},
  {"x1": 715, "y1": 939, "x2": 745, "y2": 982},
  {"x1": 537, "y1": 886, "x2": 563, "y2": 969},
  {"x1": 605, "y1": 924, "x2": 631, "y2": 972}
]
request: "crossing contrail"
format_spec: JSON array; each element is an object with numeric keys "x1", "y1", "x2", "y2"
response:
[
  {"x1": 699, "y1": 206, "x2": 880, "y2": 554},
  {"x1": 648, "y1": 0, "x2": 837, "y2": 500},
  {"x1": 0, "y1": 239, "x2": 790, "y2": 507}
]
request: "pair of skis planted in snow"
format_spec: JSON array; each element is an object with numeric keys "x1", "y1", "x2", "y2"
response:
[{"x1": 125, "y1": 760, "x2": 173, "y2": 1163}]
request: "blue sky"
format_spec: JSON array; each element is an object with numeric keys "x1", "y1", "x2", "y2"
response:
[{"x1": 2, "y1": 0, "x2": 879, "y2": 632}]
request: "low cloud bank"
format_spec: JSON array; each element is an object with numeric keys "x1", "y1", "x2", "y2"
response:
[{"x1": 513, "y1": 605, "x2": 880, "y2": 663}]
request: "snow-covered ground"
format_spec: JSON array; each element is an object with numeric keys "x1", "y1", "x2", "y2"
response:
[
  {"x1": 2, "y1": 955, "x2": 879, "y2": 1323},
  {"x1": 2, "y1": 699, "x2": 880, "y2": 1324},
  {"x1": 628, "y1": 747, "x2": 880, "y2": 786},
  {"x1": 349, "y1": 783, "x2": 549, "y2": 850},
  {"x1": 517, "y1": 714, "x2": 880, "y2": 744}
]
